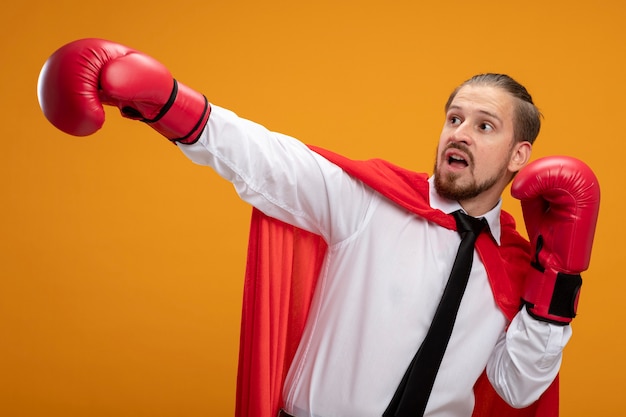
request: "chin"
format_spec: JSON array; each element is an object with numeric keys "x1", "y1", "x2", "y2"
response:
[
  {"x1": 434, "y1": 172, "x2": 461, "y2": 200},
  {"x1": 434, "y1": 172, "x2": 480, "y2": 201}
]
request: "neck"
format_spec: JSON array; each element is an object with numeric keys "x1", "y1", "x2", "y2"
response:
[{"x1": 459, "y1": 191, "x2": 502, "y2": 217}]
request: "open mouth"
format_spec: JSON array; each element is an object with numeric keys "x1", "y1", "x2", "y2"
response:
[{"x1": 446, "y1": 151, "x2": 469, "y2": 169}]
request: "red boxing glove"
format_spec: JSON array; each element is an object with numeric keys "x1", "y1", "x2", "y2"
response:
[
  {"x1": 511, "y1": 156, "x2": 600, "y2": 324},
  {"x1": 37, "y1": 38, "x2": 210, "y2": 144}
]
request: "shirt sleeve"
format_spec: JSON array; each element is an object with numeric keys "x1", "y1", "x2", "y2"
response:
[
  {"x1": 176, "y1": 105, "x2": 375, "y2": 244},
  {"x1": 485, "y1": 307, "x2": 573, "y2": 408}
]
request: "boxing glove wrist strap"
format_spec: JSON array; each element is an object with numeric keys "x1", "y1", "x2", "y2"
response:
[
  {"x1": 144, "y1": 79, "x2": 211, "y2": 145},
  {"x1": 522, "y1": 266, "x2": 582, "y2": 325},
  {"x1": 143, "y1": 79, "x2": 179, "y2": 124}
]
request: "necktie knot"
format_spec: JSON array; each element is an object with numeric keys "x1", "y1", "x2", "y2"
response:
[{"x1": 452, "y1": 210, "x2": 488, "y2": 238}]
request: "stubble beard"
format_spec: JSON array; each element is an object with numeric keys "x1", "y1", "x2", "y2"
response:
[{"x1": 433, "y1": 150, "x2": 508, "y2": 202}]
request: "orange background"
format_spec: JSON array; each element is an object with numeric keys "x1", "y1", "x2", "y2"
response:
[{"x1": 1, "y1": 1, "x2": 624, "y2": 416}]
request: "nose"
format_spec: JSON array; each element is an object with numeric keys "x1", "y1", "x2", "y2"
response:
[{"x1": 449, "y1": 121, "x2": 473, "y2": 146}]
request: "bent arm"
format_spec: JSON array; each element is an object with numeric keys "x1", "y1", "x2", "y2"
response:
[{"x1": 486, "y1": 308, "x2": 572, "y2": 408}]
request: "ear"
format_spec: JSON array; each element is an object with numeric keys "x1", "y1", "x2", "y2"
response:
[{"x1": 508, "y1": 141, "x2": 532, "y2": 173}]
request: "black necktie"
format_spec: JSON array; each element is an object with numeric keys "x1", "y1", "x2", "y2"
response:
[{"x1": 383, "y1": 210, "x2": 488, "y2": 417}]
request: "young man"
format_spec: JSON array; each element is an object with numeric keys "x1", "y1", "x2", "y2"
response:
[{"x1": 38, "y1": 39, "x2": 599, "y2": 417}]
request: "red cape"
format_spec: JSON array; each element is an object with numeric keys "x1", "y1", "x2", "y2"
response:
[{"x1": 235, "y1": 147, "x2": 559, "y2": 417}]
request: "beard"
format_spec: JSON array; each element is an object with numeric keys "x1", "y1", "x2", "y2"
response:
[{"x1": 433, "y1": 145, "x2": 509, "y2": 201}]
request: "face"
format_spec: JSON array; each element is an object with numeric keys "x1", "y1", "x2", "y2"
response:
[{"x1": 434, "y1": 84, "x2": 529, "y2": 210}]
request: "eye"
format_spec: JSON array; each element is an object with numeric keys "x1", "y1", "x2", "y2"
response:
[
  {"x1": 449, "y1": 115, "x2": 461, "y2": 125},
  {"x1": 479, "y1": 122, "x2": 494, "y2": 132}
]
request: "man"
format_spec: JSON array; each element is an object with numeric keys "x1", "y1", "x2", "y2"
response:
[{"x1": 38, "y1": 39, "x2": 600, "y2": 417}]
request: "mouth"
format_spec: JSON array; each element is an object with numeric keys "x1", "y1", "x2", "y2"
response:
[{"x1": 444, "y1": 149, "x2": 470, "y2": 170}]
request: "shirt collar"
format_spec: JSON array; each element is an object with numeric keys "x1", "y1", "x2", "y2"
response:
[{"x1": 428, "y1": 176, "x2": 502, "y2": 245}]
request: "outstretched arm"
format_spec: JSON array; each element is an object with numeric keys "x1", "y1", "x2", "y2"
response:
[{"x1": 37, "y1": 38, "x2": 375, "y2": 243}]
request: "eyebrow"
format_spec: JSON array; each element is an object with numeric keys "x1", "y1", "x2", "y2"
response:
[{"x1": 447, "y1": 105, "x2": 503, "y2": 124}]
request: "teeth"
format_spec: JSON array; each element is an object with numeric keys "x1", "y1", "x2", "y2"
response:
[{"x1": 448, "y1": 153, "x2": 468, "y2": 166}]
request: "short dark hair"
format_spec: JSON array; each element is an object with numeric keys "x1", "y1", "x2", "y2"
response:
[{"x1": 445, "y1": 73, "x2": 542, "y2": 144}]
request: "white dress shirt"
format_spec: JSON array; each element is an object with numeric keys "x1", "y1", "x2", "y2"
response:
[{"x1": 178, "y1": 105, "x2": 572, "y2": 417}]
